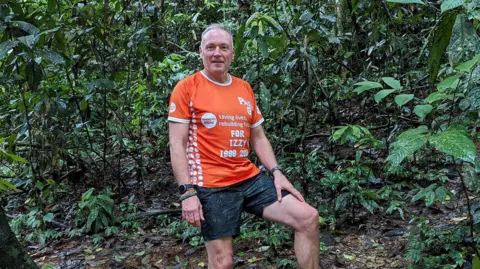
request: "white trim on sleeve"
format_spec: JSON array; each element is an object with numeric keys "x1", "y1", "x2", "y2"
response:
[
  {"x1": 251, "y1": 118, "x2": 264, "y2": 128},
  {"x1": 168, "y1": 117, "x2": 190, "y2": 124}
]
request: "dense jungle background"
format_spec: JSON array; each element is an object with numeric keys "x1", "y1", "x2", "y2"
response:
[{"x1": 0, "y1": 0, "x2": 479, "y2": 268}]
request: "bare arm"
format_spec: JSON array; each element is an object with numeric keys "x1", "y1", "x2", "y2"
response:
[
  {"x1": 249, "y1": 125, "x2": 278, "y2": 171},
  {"x1": 168, "y1": 122, "x2": 190, "y2": 185},
  {"x1": 250, "y1": 125, "x2": 304, "y2": 202},
  {"x1": 168, "y1": 122, "x2": 204, "y2": 226}
]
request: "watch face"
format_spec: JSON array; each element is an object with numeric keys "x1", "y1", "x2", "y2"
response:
[{"x1": 179, "y1": 185, "x2": 186, "y2": 194}]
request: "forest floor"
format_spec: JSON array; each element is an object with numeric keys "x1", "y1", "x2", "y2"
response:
[{"x1": 18, "y1": 171, "x2": 472, "y2": 269}]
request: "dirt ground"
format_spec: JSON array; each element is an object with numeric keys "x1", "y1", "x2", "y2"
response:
[{"x1": 20, "y1": 172, "x2": 473, "y2": 269}]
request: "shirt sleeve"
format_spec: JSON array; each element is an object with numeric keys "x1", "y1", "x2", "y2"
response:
[
  {"x1": 248, "y1": 83, "x2": 264, "y2": 128},
  {"x1": 168, "y1": 80, "x2": 191, "y2": 124}
]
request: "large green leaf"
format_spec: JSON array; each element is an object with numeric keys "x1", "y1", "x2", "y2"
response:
[
  {"x1": 43, "y1": 213, "x2": 54, "y2": 222},
  {"x1": 300, "y1": 11, "x2": 314, "y2": 21},
  {"x1": 455, "y1": 54, "x2": 480, "y2": 72},
  {"x1": 386, "y1": 126, "x2": 429, "y2": 166},
  {"x1": 354, "y1": 81, "x2": 383, "y2": 94},
  {"x1": 394, "y1": 94, "x2": 414, "y2": 106},
  {"x1": 441, "y1": 0, "x2": 464, "y2": 13},
  {"x1": 26, "y1": 60, "x2": 43, "y2": 91},
  {"x1": 88, "y1": 79, "x2": 115, "y2": 90},
  {"x1": 437, "y1": 75, "x2": 460, "y2": 91},
  {"x1": 414, "y1": 105, "x2": 433, "y2": 119},
  {"x1": 374, "y1": 89, "x2": 396, "y2": 103},
  {"x1": 4, "y1": 152, "x2": 28, "y2": 163},
  {"x1": 261, "y1": 14, "x2": 281, "y2": 30},
  {"x1": 12, "y1": 21, "x2": 40, "y2": 35},
  {"x1": 424, "y1": 91, "x2": 449, "y2": 103},
  {"x1": 447, "y1": 15, "x2": 480, "y2": 64},
  {"x1": 473, "y1": 255, "x2": 480, "y2": 269},
  {"x1": 0, "y1": 179, "x2": 18, "y2": 192},
  {"x1": 427, "y1": 11, "x2": 458, "y2": 86},
  {"x1": 235, "y1": 24, "x2": 246, "y2": 58},
  {"x1": 86, "y1": 207, "x2": 99, "y2": 232},
  {"x1": 38, "y1": 49, "x2": 65, "y2": 65},
  {"x1": 17, "y1": 35, "x2": 37, "y2": 49},
  {"x1": 459, "y1": 87, "x2": 480, "y2": 111},
  {"x1": 430, "y1": 128, "x2": 477, "y2": 164},
  {"x1": 259, "y1": 82, "x2": 271, "y2": 115},
  {"x1": 382, "y1": 77, "x2": 402, "y2": 90},
  {"x1": 48, "y1": 0, "x2": 56, "y2": 13},
  {"x1": 386, "y1": 0, "x2": 424, "y2": 4},
  {"x1": 0, "y1": 41, "x2": 19, "y2": 59}
]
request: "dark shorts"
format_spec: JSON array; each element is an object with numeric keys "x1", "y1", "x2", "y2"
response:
[{"x1": 195, "y1": 172, "x2": 290, "y2": 241}]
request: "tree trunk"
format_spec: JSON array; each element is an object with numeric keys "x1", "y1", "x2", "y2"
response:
[
  {"x1": 335, "y1": 0, "x2": 348, "y2": 35},
  {"x1": 0, "y1": 205, "x2": 38, "y2": 269}
]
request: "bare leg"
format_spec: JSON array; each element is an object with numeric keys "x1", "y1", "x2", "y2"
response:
[
  {"x1": 205, "y1": 237, "x2": 234, "y2": 269},
  {"x1": 263, "y1": 195, "x2": 319, "y2": 269}
]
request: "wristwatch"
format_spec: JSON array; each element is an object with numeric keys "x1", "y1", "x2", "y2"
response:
[
  {"x1": 178, "y1": 184, "x2": 195, "y2": 194},
  {"x1": 270, "y1": 165, "x2": 283, "y2": 174}
]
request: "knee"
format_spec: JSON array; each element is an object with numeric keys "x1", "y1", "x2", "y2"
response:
[
  {"x1": 210, "y1": 249, "x2": 233, "y2": 269},
  {"x1": 296, "y1": 206, "x2": 319, "y2": 233}
]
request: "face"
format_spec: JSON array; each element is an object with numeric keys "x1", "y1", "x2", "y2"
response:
[{"x1": 199, "y1": 28, "x2": 234, "y2": 79}]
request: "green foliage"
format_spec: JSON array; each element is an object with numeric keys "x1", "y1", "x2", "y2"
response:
[
  {"x1": 10, "y1": 208, "x2": 62, "y2": 244},
  {"x1": 0, "y1": 0, "x2": 478, "y2": 263},
  {"x1": 387, "y1": 125, "x2": 477, "y2": 167},
  {"x1": 75, "y1": 188, "x2": 115, "y2": 233},
  {"x1": 386, "y1": 0, "x2": 425, "y2": 4},
  {"x1": 386, "y1": 126, "x2": 429, "y2": 167},
  {"x1": 427, "y1": 11, "x2": 458, "y2": 86},
  {"x1": 386, "y1": 200, "x2": 405, "y2": 219},
  {"x1": 331, "y1": 125, "x2": 375, "y2": 146},
  {"x1": 406, "y1": 217, "x2": 467, "y2": 268},
  {"x1": 430, "y1": 128, "x2": 477, "y2": 164},
  {"x1": 353, "y1": 81, "x2": 383, "y2": 94},
  {"x1": 410, "y1": 184, "x2": 451, "y2": 207},
  {"x1": 278, "y1": 258, "x2": 295, "y2": 268},
  {"x1": 441, "y1": 0, "x2": 465, "y2": 13},
  {"x1": 395, "y1": 94, "x2": 414, "y2": 106},
  {"x1": 474, "y1": 255, "x2": 480, "y2": 269},
  {"x1": 374, "y1": 89, "x2": 397, "y2": 103}
]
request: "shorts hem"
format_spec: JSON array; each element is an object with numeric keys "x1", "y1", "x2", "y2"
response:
[
  {"x1": 257, "y1": 191, "x2": 291, "y2": 218},
  {"x1": 202, "y1": 230, "x2": 239, "y2": 242}
]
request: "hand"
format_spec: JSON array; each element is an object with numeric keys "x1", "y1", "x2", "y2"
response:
[
  {"x1": 273, "y1": 171, "x2": 305, "y2": 203},
  {"x1": 181, "y1": 195, "x2": 204, "y2": 227}
]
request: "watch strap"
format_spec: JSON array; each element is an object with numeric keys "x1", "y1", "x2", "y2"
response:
[{"x1": 270, "y1": 165, "x2": 282, "y2": 174}]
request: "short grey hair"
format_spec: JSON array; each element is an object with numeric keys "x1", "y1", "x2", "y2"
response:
[{"x1": 200, "y1": 24, "x2": 234, "y2": 48}]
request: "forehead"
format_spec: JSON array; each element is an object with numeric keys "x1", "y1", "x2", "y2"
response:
[{"x1": 202, "y1": 29, "x2": 232, "y2": 46}]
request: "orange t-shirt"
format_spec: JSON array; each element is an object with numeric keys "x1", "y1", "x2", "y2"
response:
[{"x1": 168, "y1": 71, "x2": 264, "y2": 188}]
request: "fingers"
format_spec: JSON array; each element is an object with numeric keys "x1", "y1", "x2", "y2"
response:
[
  {"x1": 199, "y1": 205, "x2": 205, "y2": 221},
  {"x1": 291, "y1": 189, "x2": 305, "y2": 202},
  {"x1": 276, "y1": 186, "x2": 282, "y2": 202},
  {"x1": 187, "y1": 205, "x2": 205, "y2": 228},
  {"x1": 182, "y1": 197, "x2": 203, "y2": 227}
]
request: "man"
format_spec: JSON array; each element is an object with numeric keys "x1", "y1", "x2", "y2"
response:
[{"x1": 168, "y1": 24, "x2": 319, "y2": 269}]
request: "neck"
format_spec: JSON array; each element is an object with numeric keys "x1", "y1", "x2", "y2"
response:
[{"x1": 202, "y1": 69, "x2": 229, "y2": 84}]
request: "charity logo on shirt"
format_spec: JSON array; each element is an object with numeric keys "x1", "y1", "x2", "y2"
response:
[
  {"x1": 169, "y1": 102, "x2": 176, "y2": 113},
  {"x1": 238, "y1": 97, "x2": 252, "y2": 115},
  {"x1": 201, "y1": 113, "x2": 217, "y2": 129}
]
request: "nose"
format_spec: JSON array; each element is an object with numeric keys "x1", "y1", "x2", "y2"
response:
[{"x1": 213, "y1": 46, "x2": 221, "y2": 55}]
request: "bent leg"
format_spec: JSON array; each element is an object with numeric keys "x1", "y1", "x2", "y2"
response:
[
  {"x1": 263, "y1": 195, "x2": 319, "y2": 269},
  {"x1": 205, "y1": 237, "x2": 234, "y2": 269}
]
